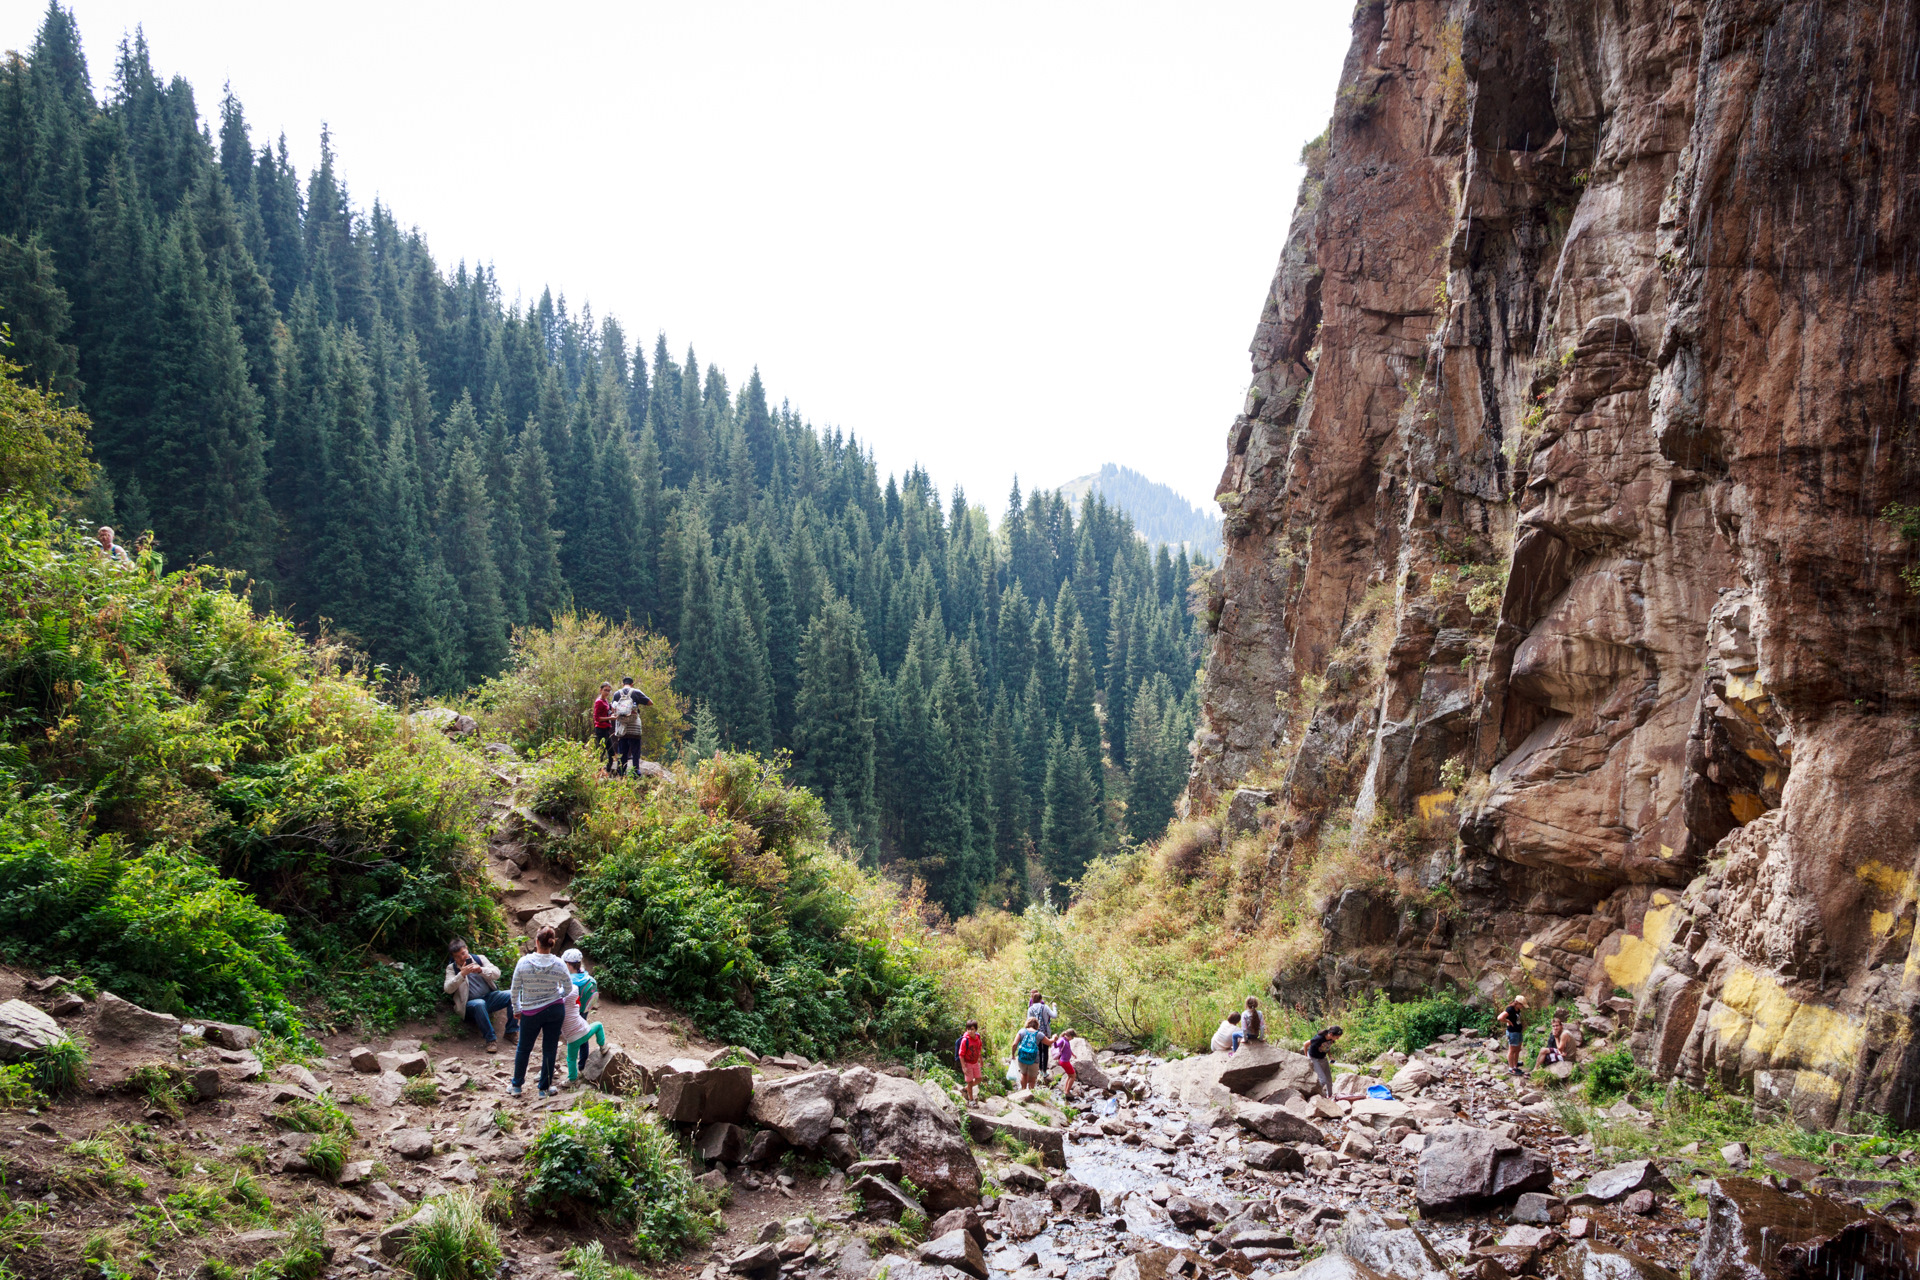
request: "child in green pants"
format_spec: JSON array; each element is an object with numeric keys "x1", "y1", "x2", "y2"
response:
[{"x1": 559, "y1": 949, "x2": 604, "y2": 1083}]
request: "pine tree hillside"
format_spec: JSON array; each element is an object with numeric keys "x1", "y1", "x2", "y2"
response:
[
  {"x1": 1056, "y1": 463, "x2": 1222, "y2": 560},
  {"x1": 0, "y1": 8, "x2": 1211, "y2": 914}
]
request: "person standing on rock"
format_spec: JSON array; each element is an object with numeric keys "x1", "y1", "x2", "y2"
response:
[
  {"x1": 956, "y1": 1019, "x2": 985, "y2": 1103},
  {"x1": 1242, "y1": 996, "x2": 1265, "y2": 1043},
  {"x1": 1013, "y1": 1016, "x2": 1043, "y2": 1088},
  {"x1": 509, "y1": 925, "x2": 572, "y2": 1097},
  {"x1": 1026, "y1": 990, "x2": 1057, "y2": 1081},
  {"x1": 1502, "y1": 996, "x2": 1527, "y2": 1075},
  {"x1": 1306, "y1": 1024, "x2": 1342, "y2": 1095},
  {"x1": 592, "y1": 682, "x2": 616, "y2": 772},
  {"x1": 1053, "y1": 1026, "x2": 1078, "y2": 1097},
  {"x1": 610, "y1": 676, "x2": 654, "y2": 776},
  {"x1": 445, "y1": 939, "x2": 515, "y2": 1054}
]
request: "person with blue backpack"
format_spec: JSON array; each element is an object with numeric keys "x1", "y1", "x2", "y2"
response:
[
  {"x1": 1012, "y1": 1016, "x2": 1043, "y2": 1088},
  {"x1": 955, "y1": 1020, "x2": 984, "y2": 1103}
]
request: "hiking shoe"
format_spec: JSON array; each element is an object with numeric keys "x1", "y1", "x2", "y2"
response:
[
  {"x1": 484, "y1": 1041, "x2": 498, "y2": 1054},
  {"x1": 508, "y1": 1084, "x2": 522, "y2": 1096}
]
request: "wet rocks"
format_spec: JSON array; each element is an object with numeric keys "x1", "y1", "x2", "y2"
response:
[
  {"x1": 1576, "y1": 1160, "x2": 1673, "y2": 1205},
  {"x1": 1416, "y1": 1124, "x2": 1554, "y2": 1214},
  {"x1": 918, "y1": 1228, "x2": 987, "y2": 1280},
  {"x1": 1235, "y1": 1100, "x2": 1327, "y2": 1145},
  {"x1": 999, "y1": 1195, "x2": 1051, "y2": 1239},
  {"x1": 1243, "y1": 1140, "x2": 1307, "y2": 1172},
  {"x1": 1693, "y1": 1177, "x2": 1880, "y2": 1280},
  {"x1": 1047, "y1": 1176, "x2": 1103, "y2": 1216},
  {"x1": 1552, "y1": 1241, "x2": 1682, "y2": 1280},
  {"x1": 927, "y1": 1208, "x2": 988, "y2": 1248},
  {"x1": 1336, "y1": 1211, "x2": 1452, "y2": 1280}
]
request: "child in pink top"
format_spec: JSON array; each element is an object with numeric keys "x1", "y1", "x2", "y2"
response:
[{"x1": 559, "y1": 985, "x2": 605, "y2": 1085}]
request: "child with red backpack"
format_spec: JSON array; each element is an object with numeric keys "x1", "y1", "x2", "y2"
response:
[{"x1": 955, "y1": 1019, "x2": 985, "y2": 1103}]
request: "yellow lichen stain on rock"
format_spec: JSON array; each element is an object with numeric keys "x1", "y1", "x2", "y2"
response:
[
  {"x1": 1520, "y1": 939, "x2": 1536, "y2": 956},
  {"x1": 1725, "y1": 673, "x2": 1766, "y2": 703},
  {"x1": 1659, "y1": 844, "x2": 1676, "y2": 859},
  {"x1": 1856, "y1": 861, "x2": 1915, "y2": 898},
  {"x1": 1416, "y1": 790, "x2": 1455, "y2": 822},
  {"x1": 1708, "y1": 965, "x2": 1864, "y2": 1077},
  {"x1": 1602, "y1": 900, "x2": 1679, "y2": 994},
  {"x1": 1874, "y1": 909, "x2": 1897, "y2": 937},
  {"x1": 1794, "y1": 1069, "x2": 1842, "y2": 1101},
  {"x1": 1729, "y1": 792, "x2": 1768, "y2": 824}
]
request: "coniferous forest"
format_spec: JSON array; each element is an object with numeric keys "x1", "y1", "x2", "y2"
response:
[{"x1": 0, "y1": 7, "x2": 1207, "y2": 913}]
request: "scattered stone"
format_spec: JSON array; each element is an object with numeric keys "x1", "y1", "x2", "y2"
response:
[
  {"x1": 1512, "y1": 1192, "x2": 1564, "y2": 1225},
  {"x1": 848, "y1": 1174, "x2": 924, "y2": 1222},
  {"x1": 378, "y1": 1204, "x2": 441, "y2": 1258},
  {"x1": 998, "y1": 1163, "x2": 1048, "y2": 1193},
  {"x1": 349, "y1": 1047, "x2": 380, "y2": 1073},
  {"x1": 838, "y1": 1066, "x2": 983, "y2": 1212},
  {"x1": 1048, "y1": 1176, "x2": 1103, "y2": 1216},
  {"x1": 187, "y1": 1066, "x2": 221, "y2": 1101},
  {"x1": 200, "y1": 1020, "x2": 261, "y2": 1051},
  {"x1": 1577, "y1": 1159, "x2": 1674, "y2": 1204},
  {"x1": 1719, "y1": 1142, "x2": 1750, "y2": 1170},
  {"x1": 1557, "y1": 1241, "x2": 1680, "y2": 1280},
  {"x1": 918, "y1": 1229, "x2": 988, "y2": 1280},
  {"x1": 928, "y1": 1207, "x2": 988, "y2": 1248},
  {"x1": 388, "y1": 1129, "x2": 435, "y2": 1160},
  {"x1": 1235, "y1": 1101, "x2": 1327, "y2": 1145},
  {"x1": 657, "y1": 1064, "x2": 755, "y2": 1123},
  {"x1": 1336, "y1": 1212, "x2": 1450, "y2": 1280},
  {"x1": 696, "y1": 1122, "x2": 749, "y2": 1164},
  {"x1": 1623, "y1": 1189, "x2": 1659, "y2": 1215},
  {"x1": 729, "y1": 1243, "x2": 781, "y2": 1275},
  {"x1": 0, "y1": 1000, "x2": 68, "y2": 1062},
  {"x1": 1243, "y1": 1141, "x2": 1306, "y2": 1172},
  {"x1": 339, "y1": 1160, "x2": 373, "y2": 1186},
  {"x1": 966, "y1": 1110, "x2": 1066, "y2": 1169},
  {"x1": 998, "y1": 1195, "x2": 1050, "y2": 1240},
  {"x1": 1416, "y1": 1124, "x2": 1553, "y2": 1213},
  {"x1": 368, "y1": 1071, "x2": 408, "y2": 1108}
]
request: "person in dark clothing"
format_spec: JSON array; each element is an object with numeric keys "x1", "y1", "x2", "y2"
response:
[
  {"x1": 1502, "y1": 996, "x2": 1527, "y2": 1075},
  {"x1": 1306, "y1": 1024, "x2": 1343, "y2": 1097},
  {"x1": 609, "y1": 676, "x2": 653, "y2": 775},
  {"x1": 592, "y1": 683, "x2": 615, "y2": 771}
]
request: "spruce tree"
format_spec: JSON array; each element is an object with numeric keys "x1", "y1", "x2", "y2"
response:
[
  {"x1": 437, "y1": 441, "x2": 510, "y2": 684},
  {"x1": 791, "y1": 593, "x2": 877, "y2": 839},
  {"x1": 1040, "y1": 728, "x2": 1101, "y2": 891},
  {"x1": 678, "y1": 524, "x2": 721, "y2": 711},
  {"x1": 513, "y1": 431, "x2": 563, "y2": 624},
  {"x1": 1061, "y1": 616, "x2": 1104, "y2": 804},
  {"x1": 715, "y1": 580, "x2": 774, "y2": 751}
]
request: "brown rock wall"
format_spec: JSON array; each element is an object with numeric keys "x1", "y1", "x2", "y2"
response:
[{"x1": 1190, "y1": 0, "x2": 1920, "y2": 1122}]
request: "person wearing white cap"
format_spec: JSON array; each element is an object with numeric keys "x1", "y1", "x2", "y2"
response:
[{"x1": 559, "y1": 947, "x2": 605, "y2": 1085}]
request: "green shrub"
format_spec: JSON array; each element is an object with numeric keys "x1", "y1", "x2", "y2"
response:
[
  {"x1": 303, "y1": 1133, "x2": 346, "y2": 1182},
  {"x1": 274, "y1": 1096, "x2": 354, "y2": 1136},
  {"x1": 472, "y1": 609, "x2": 687, "y2": 759},
  {"x1": 399, "y1": 1192, "x2": 501, "y2": 1280},
  {"x1": 1585, "y1": 1048, "x2": 1655, "y2": 1104},
  {"x1": 572, "y1": 752, "x2": 953, "y2": 1058},
  {"x1": 522, "y1": 1098, "x2": 719, "y2": 1261},
  {"x1": 1334, "y1": 990, "x2": 1491, "y2": 1062},
  {"x1": 401, "y1": 1076, "x2": 440, "y2": 1107},
  {"x1": 250, "y1": 1212, "x2": 329, "y2": 1280},
  {"x1": 561, "y1": 1241, "x2": 647, "y2": 1280},
  {"x1": 32, "y1": 1034, "x2": 86, "y2": 1096}
]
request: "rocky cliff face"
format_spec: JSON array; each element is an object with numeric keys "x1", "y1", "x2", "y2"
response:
[{"x1": 1192, "y1": 0, "x2": 1920, "y2": 1125}]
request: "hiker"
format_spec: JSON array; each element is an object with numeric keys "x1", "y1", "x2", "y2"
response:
[
  {"x1": 592, "y1": 683, "x2": 616, "y2": 771},
  {"x1": 1026, "y1": 990, "x2": 1057, "y2": 1080},
  {"x1": 509, "y1": 925, "x2": 573, "y2": 1097},
  {"x1": 559, "y1": 973, "x2": 606, "y2": 1087},
  {"x1": 1053, "y1": 1026, "x2": 1078, "y2": 1097},
  {"x1": 1242, "y1": 996, "x2": 1265, "y2": 1043},
  {"x1": 610, "y1": 676, "x2": 654, "y2": 775},
  {"x1": 1012, "y1": 1016, "x2": 1043, "y2": 1088},
  {"x1": 1502, "y1": 995, "x2": 1527, "y2": 1075},
  {"x1": 956, "y1": 1019, "x2": 985, "y2": 1104},
  {"x1": 1210, "y1": 1010, "x2": 1244, "y2": 1054},
  {"x1": 1305, "y1": 1024, "x2": 1342, "y2": 1096},
  {"x1": 562, "y1": 948, "x2": 596, "y2": 1016},
  {"x1": 97, "y1": 525, "x2": 132, "y2": 568},
  {"x1": 444, "y1": 939, "x2": 515, "y2": 1054},
  {"x1": 1535, "y1": 1007, "x2": 1579, "y2": 1070}
]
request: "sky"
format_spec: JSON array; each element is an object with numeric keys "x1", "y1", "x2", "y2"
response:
[{"x1": 13, "y1": 2, "x2": 1353, "y2": 511}]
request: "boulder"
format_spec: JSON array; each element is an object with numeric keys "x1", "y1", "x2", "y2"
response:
[
  {"x1": 849, "y1": 1173, "x2": 923, "y2": 1222},
  {"x1": 0, "y1": 1000, "x2": 66, "y2": 1060},
  {"x1": 1515, "y1": 1193, "x2": 1566, "y2": 1225},
  {"x1": 848, "y1": 1158, "x2": 906, "y2": 1182},
  {"x1": 187, "y1": 1066, "x2": 221, "y2": 1101},
  {"x1": 1244, "y1": 1141, "x2": 1306, "y2": 1173},
  {"x1": 1270, "y1": 1253, "x2": 1392, "y2": 1280},
  {"x1": 1576, "y1": 1160, "x2": 1674, "y2": 1205},
  {"x1": 657, "y1": 1064, "x2": 754, "y2": 1124},
  {"x1": 696, "y1": 1122, "x2": 749, "y2": 1164},
  {"x1": 1340, "y1": 1128, "x2": 1377, "y2": 1158},
  {"x1": 928, "y1": 1207, "x2": 988, "y2": 1249},
  {"x1": 1235, "y1": 1100, "x2": 1326, "y2": 1144},
  {"x1": 1551, "y1": 1242, "x2": 1682, "y2": 1280},
  {"x1": 1113, "y1": 1248, "x2": 1207, "y2": 1280},
  {"x1": 750, "y1": 1070, "x2": 842, "y2": 1148},
  {"x1": 1416, "y1": 1124, "x2": 1554, "y2": 1214},
  {"x1": 746, "y1": 1129, "x2": 787, "y2": 1165},
  {"x1": 200, "y1": 1021, "x2": 260, "y2": 1051},
  {"x1": 1047, "y1": 1176, "x2": 1103, "y2": 1216},
  {"x1": 349, "y1": 1046, "x2": 380, "y2": 1073},
  {"x1": 388, "y1": 1129, "x2": 435, "y2": 1160},
  {"x1": 580, "y1": 1042, "x2": 650, "y2": 1094},
  {"x1": 838, "y1": 1066, "x2": 982, "y2": 1212},
  {"x1": 729, "y1": 1244, "x2": 781, "y2": 1276},
  {"x1": 1069, "y1": 1039, "x2": 1114, "y2": 1092},
  {"x1": 1350, "y1": 1098, "x2": 1412, "y2": 1129},
  {"x1": 999, "y1": 1195, "x2": 1050, "y2": 1240},
  {"x1": 965, "y1": 1110, "x2": 1066, "y2": 1169},
  {"x1": 91, "y1": 992, "x2": 181, "y2": 1085},
  {"x1": 1337, "y1": 1211, "x2": 1451, "y2": 1280},
  {"x1": 1692, "y1": 1177, "x2": 1892, "y2": 1280},
  {"x1": 1166, "y1": 1196, "x2": 1211, "y2": 1230},
  {"x1": 368, "y1": 1071, "x2": 409, "y2": 1108},
  {"x1": 998, "y1": 1163, "x2": 1048, "y2": 1193},
  {"x1": 918, "y1": 1229, "x2": 988, "y2": 1280},
  {"x1": 527, "y1": 906, "x2": 590, "y2": 945},
  {"x1": 1390, "y1": 1062, "x2": 1435, "y2": 1090}
]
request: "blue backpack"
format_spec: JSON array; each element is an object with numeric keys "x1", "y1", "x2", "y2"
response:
[{"x1": 1016, "y1": 1029, "x2": 1041, "y2": 1064}]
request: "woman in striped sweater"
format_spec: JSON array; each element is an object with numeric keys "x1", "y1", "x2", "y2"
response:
[{"x1": 509, "y1": 926, "x2": 573, "y2": 1097}]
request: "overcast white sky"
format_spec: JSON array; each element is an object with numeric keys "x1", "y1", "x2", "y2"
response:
[{"x1": 14, "y1": 2, "x2": 1351, "y2": 511}]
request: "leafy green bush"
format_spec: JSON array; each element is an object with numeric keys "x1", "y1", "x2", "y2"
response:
[
  {"x1": 522, "y1": 1098, "x2": 720, "y2": 1261},
  {"x1": 572, "y1": 752, "x2": 953, "y2": 1058},
  {"x1": 473, "y1": 609, "x2": 686, "y2": 758},
  {"x1": 530, "y1": 738, "x2": 602, "y2": 824},
  {"x1": 1334, "y1": 990, "x2": 1492, "y2": 1062},
  {"x1": 1585, "y1": 1047, "x2": 1655, "y2": 1103}
]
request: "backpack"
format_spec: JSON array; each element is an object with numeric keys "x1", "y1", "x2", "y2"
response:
[
  {"x1": 1015, "y1": 1029, "x2": 1040, "y2": 1064},
  {"x1": 957, "y1": 1030, "x2": 981, "y2": 1064},
  {"x1": 611, "y1": 689, "x2": 642, "y2": 736}
]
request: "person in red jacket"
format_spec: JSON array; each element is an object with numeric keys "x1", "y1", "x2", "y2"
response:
[{"x1": 592, "y1": 682, "x2": 615, "y2": 772}]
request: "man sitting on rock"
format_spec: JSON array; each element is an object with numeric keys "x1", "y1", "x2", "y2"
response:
[
  {"x1": 445, "y1": 939, "x2": 516, "y2": 1054},
  {"x1": 1535, "y1": 1007, "x2": 1579, "y2": 1070}
]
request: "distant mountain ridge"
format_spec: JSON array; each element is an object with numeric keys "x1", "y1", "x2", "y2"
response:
[{"x1": 1055, "y1": 464, "x2": 1221, "y2": 560}]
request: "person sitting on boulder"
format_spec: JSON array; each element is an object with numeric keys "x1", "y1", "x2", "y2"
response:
[
  {"x1": 1210, "y1": 1010, "x2": 1244, "y2": 1054},
  {"x1": 956, "y1": 1019, "x2": 985, "y2": 1104},
  {"x1": 1535, "y1": 1008, "x2": 1579, "y2": 1070},
  {"x1": 1306, "y1": 1023, "x2": 1342, "y2": 1096},
  {"x1": 1242, "y1": 996, "x2": 1265, "y2": 1043},
  {"x1": 1013, "y1": 1016, "x2": 1043, "y2": 1088},
  {"x1": 444, "y1": 939, "x2": 516, "y2": 1054}
]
